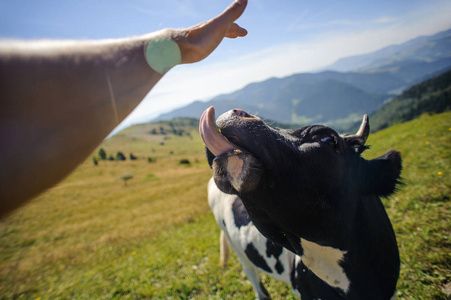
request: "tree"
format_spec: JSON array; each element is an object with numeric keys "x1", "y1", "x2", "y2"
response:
[
  {"x1": 120, "y1": 173, "x2": 133, "y2": 186},
  {"x1": 129, "y1": 153, "x2": 137, "y2": 160},
  {"x1": 98, "y1": 148, "x2": 107, "y2": 160},
  {"x1": 179, "y1": 159, "x2": 190, "y2": 165},
  {"x1": 116, "y1": 152, "x2": 126, "y2": 161}
]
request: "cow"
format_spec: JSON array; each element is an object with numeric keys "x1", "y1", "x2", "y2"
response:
[
  {"x1": 200, "y1": 106, "x2": 402, "y2": 300},
  {"x1": 208, "y1": 178, "x2": 301, "y2": 299}
]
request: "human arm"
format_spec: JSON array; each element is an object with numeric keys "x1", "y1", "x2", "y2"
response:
[{"x1": 0, "y1": 0, "x2": 247, "y2": 218}]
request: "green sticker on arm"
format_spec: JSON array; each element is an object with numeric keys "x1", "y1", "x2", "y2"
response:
[{"x1": 145, "y1": 37, "x2": 182, "y2": 74}]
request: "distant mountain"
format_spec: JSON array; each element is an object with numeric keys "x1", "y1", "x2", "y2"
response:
[
  {"x1": 327, "y1": 29, "x2": 451, "y2": 72},
  {"x1": 154, "y1": 28, "x2": 451, "y2": 131},
  {"x1": 368, "y1": 70, "x2": 451, "y2": 132},
  {"x1": 156, "y1": 71, "x2": 399, "y2": 127},
  {"x1": 327, "y1": 28, "x2": 451, "y2": 74}
]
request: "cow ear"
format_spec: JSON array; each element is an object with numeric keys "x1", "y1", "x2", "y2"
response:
[
  {"x1": 343, "y1": 136, "x2": 370, "y2": 154},
  {"x1": 363, "y1": 150, "x2": 403, "y2": 197}
]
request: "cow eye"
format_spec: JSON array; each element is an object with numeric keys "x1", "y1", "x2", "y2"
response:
[{"x1": 320, "y1": 136, "x2": 336, "y2": 146}]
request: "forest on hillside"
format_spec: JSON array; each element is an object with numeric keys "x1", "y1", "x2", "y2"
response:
[{"x1": 369, "y1": 70, "x2": 451, "y2": 132}]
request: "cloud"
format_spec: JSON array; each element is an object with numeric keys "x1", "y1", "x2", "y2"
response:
[
  {"x1": 373, "y1": 17, "x2": 397, "y2": 24},
  {"x1": 289, "y1": 15, "x2": 398, "y2": 32}
]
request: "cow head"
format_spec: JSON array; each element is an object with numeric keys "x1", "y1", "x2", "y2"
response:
[{"x1": 200, "y1": 106, "x2": 402, "y2": 253}]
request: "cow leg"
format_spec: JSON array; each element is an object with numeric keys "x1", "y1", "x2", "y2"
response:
[
  {"x1": 222, "y1": 230, "x2": 271, "y2": 299},
  {"x1": 219, "y1": 229, "x2": 271, "y2": 299},
  {"x1": 219, "y1": 230, "x2": 230, "y2": 268},
  {"x1": 240, "y1": 261, "x2": 271, "y2": 300}
]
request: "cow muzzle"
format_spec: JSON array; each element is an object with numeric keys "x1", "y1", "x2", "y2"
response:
[{"x1": 200, "y1": 106, "x2": 263, "y2": 194}]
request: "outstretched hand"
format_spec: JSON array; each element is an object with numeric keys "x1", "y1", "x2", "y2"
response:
[
  {"x1": 174, "y1": 0, "x2": 248, "y2": 64},
  {"x1": 0, "y1": 0, "x2": 248, "y2": 219}
]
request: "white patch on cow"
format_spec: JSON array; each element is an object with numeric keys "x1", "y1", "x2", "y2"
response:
[
  {"x1": 208, "y1": 178, "x2": 295, "y2": 286},
  {"x1": 300, "y1": 238, "x2": 350, "y2": 294},
  {"x1": 298, "y1": 142, "x2": 320, "y2": 153}
]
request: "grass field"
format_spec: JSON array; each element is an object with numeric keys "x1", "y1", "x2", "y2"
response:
[{"x1": 0, "y1": 112, "x2": 450, "y2": 299}]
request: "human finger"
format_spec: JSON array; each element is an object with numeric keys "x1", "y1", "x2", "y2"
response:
[
  {"x1": 216, "y1": 0, "x2": 248, "y2": 27},
  {"x1": 225, "y1": 23, "x2": 247, "y2": 38}
]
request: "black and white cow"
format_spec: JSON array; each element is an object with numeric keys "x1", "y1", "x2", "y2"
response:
[
  {"x1": 208, "y1": 178, "x2": 300, "y2": 299},
  {"x1": 200, "y1": 106, "x2": 402, "y2": 300}
]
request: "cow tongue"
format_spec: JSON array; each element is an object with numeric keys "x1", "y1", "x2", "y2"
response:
[{"x1": 199, "y1": 106, "x2": 238, "y2": 156}]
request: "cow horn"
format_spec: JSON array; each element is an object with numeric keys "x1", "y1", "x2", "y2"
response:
[{"x1": 355, "y1": 114, "x2": 369, "y2": 143}]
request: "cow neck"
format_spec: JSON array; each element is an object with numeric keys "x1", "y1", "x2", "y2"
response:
[
  {"x1": 343, "y1": 194, "x2": 400, "y2": 298},
  {"x1": 287, "y1": 194, "x2": 399, "y2": 298}
]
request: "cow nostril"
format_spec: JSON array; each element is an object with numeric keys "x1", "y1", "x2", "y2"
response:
[{"x1": 233, "y1": 109, "x2": 252, "y2": 118}]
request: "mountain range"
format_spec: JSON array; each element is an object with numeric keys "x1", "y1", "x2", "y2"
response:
[{"x1": 154, "y1": 28, "x2": 451, "y2": 131}]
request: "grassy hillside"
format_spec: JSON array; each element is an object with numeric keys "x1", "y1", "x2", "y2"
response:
[
  {"x1": 370, "y1": 69, "x2": 451, "y2": 132},
  {"x1": 0, "y1": 113, "x2": 450, "y2": 299}
]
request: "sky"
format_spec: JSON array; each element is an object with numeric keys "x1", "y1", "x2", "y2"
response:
[{"x1": 1, "y1": 0, "x2": 450, "y2": 133}]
